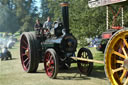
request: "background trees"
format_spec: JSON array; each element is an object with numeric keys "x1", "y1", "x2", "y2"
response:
[
  {"x1": 0, "y1": 0, "x2": 38, "y2": 33},
  {"x1": 0, "y1": 5, "x2": 19, "y2": 33},
  {"x1": 0, "y1": 0, "x2": 128, "y2": 46}
]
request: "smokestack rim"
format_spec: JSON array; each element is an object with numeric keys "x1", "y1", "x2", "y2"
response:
[{"x1": 60, "y1": 2, "x2": 69, "y2": 7}]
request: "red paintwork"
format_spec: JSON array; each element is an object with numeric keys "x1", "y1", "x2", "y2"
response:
[
  {"x1": 44, "y1": 52, "x2": 55, "y2": 77},
  {"x1": 112, "y1": 26, "x2": 123, "y2": 29},
  {"x1": 20, "y1": 36, "x2": 30, "y2": 71},
  {"x1": 102, "y1": 33, "x2": 112, "y2": 39}
]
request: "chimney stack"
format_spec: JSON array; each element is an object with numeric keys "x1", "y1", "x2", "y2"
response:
[{"x1": 60, "y1": 2, "x2": 70, "y2": 34}]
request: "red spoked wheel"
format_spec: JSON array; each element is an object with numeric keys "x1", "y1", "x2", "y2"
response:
[
  {"x1": 44, "y1": 49, "x2": 58, "y2": 79},
  {"x1": 77, "y1": 48, "x2": 93, "y2": 76},
  {"x1": 20, "y1": 34, "x2": 30, "y2": 71},
  {"x1": 20, "y1": 32, "x2": 39, "y2": 73}
]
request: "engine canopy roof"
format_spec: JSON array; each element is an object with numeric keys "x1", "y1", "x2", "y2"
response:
[{"x1": 88, "y1": 0, "x2": 127, "y2": 8}]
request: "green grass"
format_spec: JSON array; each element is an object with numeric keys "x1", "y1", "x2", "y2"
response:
[{"x1": 89, "y1": 47, "x2": 105, "y2": 72}]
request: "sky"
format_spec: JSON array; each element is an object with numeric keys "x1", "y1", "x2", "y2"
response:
[{"x1": 35, "y1": 0, "x2": 41, "y2": 13}]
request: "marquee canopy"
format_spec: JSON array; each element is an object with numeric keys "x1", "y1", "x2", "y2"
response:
[{"x1": 88, "y1": 0, "x2": 127, "y2": 8}]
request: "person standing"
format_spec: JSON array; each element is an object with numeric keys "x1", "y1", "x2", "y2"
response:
[{"x1": 43, "y1": 16, "x2": 52, "y2": 30}]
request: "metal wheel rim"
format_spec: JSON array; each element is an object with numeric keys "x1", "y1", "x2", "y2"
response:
[
  {"x1": 78, "y1": 51, "x2": 90, "y2": 73},
  {"x1": 20, "y1": 35, "x2": 30, "y2": 71},
  {"x1": 105, "y1": 30, "x2": 128, "y2": 85},
  {"x1": 44, "y1": 51, "x2": 55, "y2": 77}
]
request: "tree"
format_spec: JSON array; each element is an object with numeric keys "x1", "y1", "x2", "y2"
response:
[
  {"x1": 0, "y1": 5, "x2": 19, "y2": 33},
  {"x1": 40, "y1": 0, "x2": 49, "y2": 22},
  {"x1": 0, "y1": 0, "x2": 38, "y2": 33}
]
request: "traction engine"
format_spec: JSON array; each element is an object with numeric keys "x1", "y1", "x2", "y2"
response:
[{"x1": 20, "y1": 2, "x2": 93, "y2": 79}]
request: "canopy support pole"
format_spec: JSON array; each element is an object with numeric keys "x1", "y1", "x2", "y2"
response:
[
  {"x1": 106, "y1": 6, "x2": 109, "y2": 30},
  {"x1": 122, "y1": 6, "x2": 124, "y2": 27}
]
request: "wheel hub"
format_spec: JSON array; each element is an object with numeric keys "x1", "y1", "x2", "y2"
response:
[
  {"x1": 124, "y1": 59, "x2": 128, "y2": 70},
  {"x1": 46, "y1": 61, "x2": 50, "y2": 66},
  {"x1": 25, "y1": 49, "x2": 29, "y2": 56}
]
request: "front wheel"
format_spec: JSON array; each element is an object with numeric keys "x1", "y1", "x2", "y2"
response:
[
  {"x1": 44, "y1": 49, "x2": 59, "y2": 79},
  {"x1": 77, "y1": 48, "x2": 93, "y2": 76}
]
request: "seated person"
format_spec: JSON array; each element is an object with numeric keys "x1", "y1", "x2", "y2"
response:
[{"x1": 34, "y1": 19, "x2": 43, "y2": 37}]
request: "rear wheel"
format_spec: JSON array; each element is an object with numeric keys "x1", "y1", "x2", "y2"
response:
[
  {"x1": 20, "y1": 32, "x2": 40, "y2": 73},
  {"x1": 44, "y1": 49, "x2": 59, "y2": 79},
  {"x1": 77, "y1": 48, "x2": 93, "y2": 76}
]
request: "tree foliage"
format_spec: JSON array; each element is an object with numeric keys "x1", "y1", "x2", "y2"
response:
[
  {"x1": 1, "y1": 0, "x2": 128, "y2": 47},
  {"x1": 0, "y1": 0, "x2": 38, "y2": 33},
  {"x1": 0, "y1": 5, "x2": 19, "y2": 33}
]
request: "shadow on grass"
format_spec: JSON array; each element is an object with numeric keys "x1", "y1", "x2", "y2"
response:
[
  {"x1": 57, "y1": 75, "x2": 91, "y2": 80},
  {"x1": 59, "y1": 67, "x2": 79, "y2": 73},
  {"x1": 35, "y1": 69, "x2": 45, "y2": 74},
  {"x1": 36, "y1": 71, "x2": 45, "y2": 73},
  {"x1": 0, "y1": 58, "x2": 17, "y2": 61},
  {"x1": 90, "y1": 65, "x2": 106, "y2": 79},
  {"x1": 57, "y1": 67, "x2": 90, "y2": 80},
  {"x1": 11, "y1": 58, "x2": 17, "y2": 60},
  {"x1": 56, "y1": 65, "x2": 106, "y2": 80}
]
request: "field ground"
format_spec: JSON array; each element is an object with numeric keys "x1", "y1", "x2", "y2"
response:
[{"x1": 0, "y1": 41, "x2": 110, "y2": 85}]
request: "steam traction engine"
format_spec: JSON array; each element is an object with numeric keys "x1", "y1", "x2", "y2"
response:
[{"x1": 20, "y1": 2, "x2": 93, "y2": 79}]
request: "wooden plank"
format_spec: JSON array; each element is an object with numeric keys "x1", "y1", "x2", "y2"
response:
[
  {"x1": 88, "y1": 0, "x2": 127, "y2": 8},
  {"x1": 71, "y1": 57, "x2": 104, "y2": 64}
]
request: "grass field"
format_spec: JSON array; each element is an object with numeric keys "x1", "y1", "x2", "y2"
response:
[{"x1": 0, "y1": 40, "x2": 109, "y2": 85}]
